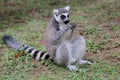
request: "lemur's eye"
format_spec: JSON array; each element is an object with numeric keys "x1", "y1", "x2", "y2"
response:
[
  {"x1": 67, "y1": 14, "x2": 69, "y2": 17},
  {"x1": 61, "y1": 15, "x2": 66, "y2": 20}
]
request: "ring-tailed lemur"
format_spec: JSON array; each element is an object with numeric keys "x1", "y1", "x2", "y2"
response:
[
  {"x1": 2, "y1": 6, "x2": 91, "y2": 71},
  {"x1": 44, "y1": 6, "x2": 91, "y2": 71}
]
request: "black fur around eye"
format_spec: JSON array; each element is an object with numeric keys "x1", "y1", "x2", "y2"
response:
[
  {"x1": 61, "y1": 15, "x2": 66, "y2": 20},
  {"x1": 67, "y1": 14, "x2": 69, "y2": 17}
]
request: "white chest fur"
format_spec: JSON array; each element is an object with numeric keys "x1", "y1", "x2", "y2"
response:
[
  {"x1": 59, "y1": 24, "x2": 72, "y2": 43},
  {"x1": 59, "y1": 24, "x2": 68, "y2": 30}
]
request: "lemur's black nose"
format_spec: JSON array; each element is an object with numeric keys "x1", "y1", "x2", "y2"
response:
[{"x1": 64, "y1": 20, "x2": 70, "y2": 24}]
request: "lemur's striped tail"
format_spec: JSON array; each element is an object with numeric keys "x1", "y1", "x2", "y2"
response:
[{"x1": 2, "y1": 35, "x2": 50, "y2": 61}]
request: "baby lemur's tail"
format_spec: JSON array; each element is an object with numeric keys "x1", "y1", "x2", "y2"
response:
[{"x1": 2, "y1": 35, "x2": 50, "y2": 60}]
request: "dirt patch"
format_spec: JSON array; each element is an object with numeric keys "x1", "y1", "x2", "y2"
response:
[
  {"x1": 107, "y1": 16, "x2": 120, "y2": 24},
  {"x1": 86, "y1": 15, "x2": 120, "y2": 63},
  {"x1": 99, "y1": 23, "x2": 116, "y2": 37},
  {"x1": 85, "y1": 46, "x2": 120, "y2": 63},
  {"x1": 0, "y1": 47, "x2": 5, "y2": 62},
  {"x1": 103, "y1": 46, "x2": 120, "y2": 62},
  {"x1": 0, "y1": 53, "x2": 3, "y2": 59},
  {"x1": 27, "y1": 60, "x2": 48, "y2": 79}
]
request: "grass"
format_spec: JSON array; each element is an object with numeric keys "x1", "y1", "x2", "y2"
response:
[{"x1": 0, "y1": 0, "x2": 120, "y2": 80}]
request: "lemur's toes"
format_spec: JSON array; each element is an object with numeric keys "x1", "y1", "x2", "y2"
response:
[
  {"x1": 70, "y1": 23, "x2": 76, "y2": 29},
  {"x1": 78, "y1": 60, "x2": 92, "y2": 65},
  {"x1": 67, "y1": 65, "x2": 77, "y2": 72}
]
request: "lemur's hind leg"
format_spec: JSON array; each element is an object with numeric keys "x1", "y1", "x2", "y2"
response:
[
  {"x1": 54, "y1": 43, "x2": 77, "y2": 71},
  {"x1": 71, "y1": 36, "x2": 91, "y2": 65},
  {"x1": 78, "y1": 60, "x2": 92, "y2": 65}
]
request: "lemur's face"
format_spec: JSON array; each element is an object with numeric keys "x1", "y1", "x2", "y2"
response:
[{"x1": 53, "y1": 6, "x2": 70, "y2": 24}]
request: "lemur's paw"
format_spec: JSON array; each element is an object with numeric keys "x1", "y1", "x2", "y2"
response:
[
  {"x1": 67, "y1": 65, "x2": 77, "y2": 72},
  {"x1": 70, "y1": 58, "x2": 76, "y2": 64},
  {"x1": 78, "y1": 60, "x2": 92, "y2": 65}
]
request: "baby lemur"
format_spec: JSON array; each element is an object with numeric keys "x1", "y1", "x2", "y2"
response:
[{"x1": 2, "y1": 6, "x2": 91, "y2": 71}]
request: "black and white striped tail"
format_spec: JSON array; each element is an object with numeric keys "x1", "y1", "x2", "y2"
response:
[
  {"x1": 2, "y1": 35, "x2": 51, "y2": 61},
  {"x1": 20, "y1": 45, "x2": 50, "y2": 60}
]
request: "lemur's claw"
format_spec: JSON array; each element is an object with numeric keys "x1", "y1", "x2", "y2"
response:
[
  {"x1": 70, "y1": 23, "x2": 76, "y2": 29},
  {"x1": 67, "y1": 65, "x2": 77, "y2": 72}
]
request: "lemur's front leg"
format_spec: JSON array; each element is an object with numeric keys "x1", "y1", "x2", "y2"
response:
[{"x1": 51, "y1": 29, "x2": 67, "y2": 45}]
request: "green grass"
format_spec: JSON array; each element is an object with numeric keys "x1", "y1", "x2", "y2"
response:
[{"x1": 0, "y1": 0, "x2": 120, "y2": 80}]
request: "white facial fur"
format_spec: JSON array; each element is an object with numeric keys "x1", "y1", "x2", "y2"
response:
[
  {"x1": 65, "y1": 6, "x2": 70, "y2": 11},
  {"x1": 53, "y1": 6, "x2": 70, "y2": 24},
  {"x1": 62, "y1": 13, "x2": 69, "y2": 21},
  {"x1": 53, "y1": 9, "x2": 61, "y2": 23},
  {"x1": 53, "y1": 9, "x2": 59, "y2": 16},
  {"x1": 53, "y1": 12, "x2": 69, "y2": 23}
]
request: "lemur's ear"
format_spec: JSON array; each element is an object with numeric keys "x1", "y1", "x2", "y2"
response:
[
  {"x1": 53, "y1": 9, "x2": 59, "y2": 16},
  {"x1": 65, "y1": 6, "x2": 70, "y2": 11}
]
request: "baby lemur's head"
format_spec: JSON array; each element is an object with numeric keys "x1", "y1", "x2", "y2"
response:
[{"x1": 53, "y1": 6, "x2": 70, "y2": 24}]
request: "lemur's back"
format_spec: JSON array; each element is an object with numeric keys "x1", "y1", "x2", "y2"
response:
[
  {"x1": 44, "y1": 18, "x2": 58, "y2": 45},
  {"x1": 43, "y1": 18, "x2": 59, "y2": 59}
]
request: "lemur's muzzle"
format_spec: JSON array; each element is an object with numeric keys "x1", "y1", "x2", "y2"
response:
[{"x1": 64, "y1": 20, "x2": 70, "y2": 24}]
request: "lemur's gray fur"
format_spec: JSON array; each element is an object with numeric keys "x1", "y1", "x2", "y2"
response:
[
  {"x1": 44, "y1": 6, "x2": 91, "y2": 71},
  {"x1": 2, "y1": 6, "x2": 91, "y2": 71}
]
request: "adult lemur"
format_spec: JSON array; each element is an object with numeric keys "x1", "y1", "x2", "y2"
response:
[{"x1": 2, "y1": 6, "x2": 91, "y2": 71}]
